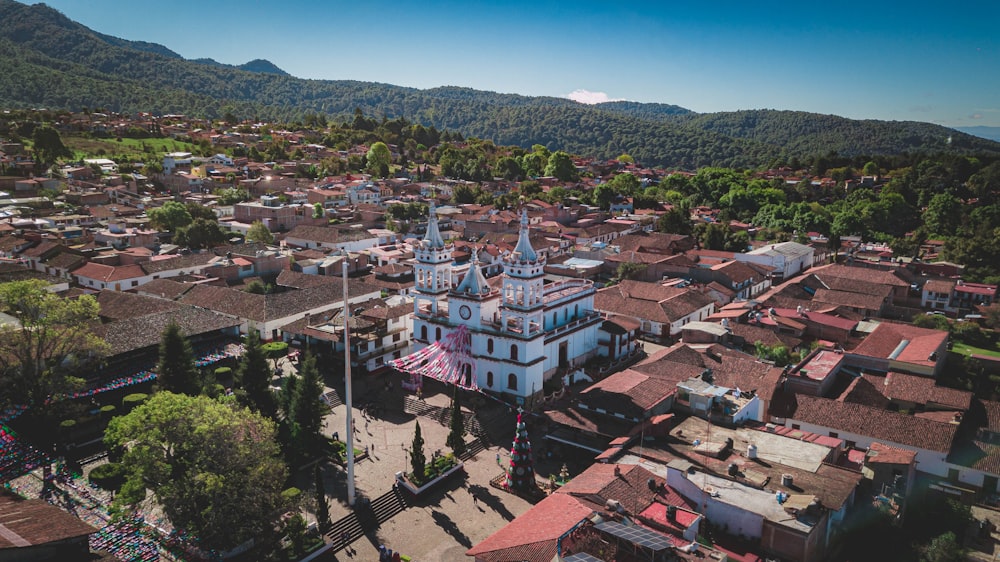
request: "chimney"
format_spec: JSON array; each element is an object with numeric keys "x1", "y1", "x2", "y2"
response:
[
  {"x1": 781, "y1": 473, "x2": 794, "y2": 487},
  {"x1": 666, "y1": 505, "x2": 677, "y2": 521}
]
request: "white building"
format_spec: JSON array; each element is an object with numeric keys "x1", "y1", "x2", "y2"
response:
[
  {"x1": 740, "y1": 241, "x2": 814, "y2": 281},
  {"x1": 411, "y1": 207, "x2": 603, "y2": 403}
]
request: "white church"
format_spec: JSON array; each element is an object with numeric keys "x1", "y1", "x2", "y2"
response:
[{"x1": 411, "y1": 205, "x2": 604, "y2": 403}]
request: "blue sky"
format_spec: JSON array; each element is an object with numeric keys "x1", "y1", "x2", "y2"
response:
[{"x1": 39, "y1": 0, "x2": 1000, "y2": 127}]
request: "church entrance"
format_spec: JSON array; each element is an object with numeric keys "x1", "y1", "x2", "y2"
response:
[{"x1": 559, "y1": 341, "x2": 569, "y2": 368}]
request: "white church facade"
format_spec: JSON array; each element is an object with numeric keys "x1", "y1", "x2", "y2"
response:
[{"x1": 411, "y1": 206, "x2": 603, "y2": 403}]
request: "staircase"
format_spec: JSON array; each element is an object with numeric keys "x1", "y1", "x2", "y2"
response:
[
  {"x1": 403, "y1": 396, "x2": 490, "y2": 443},
  {"x1": 321, "y1": 389, "x2": 343, "y2": 409},
  {"x1": 323, "y1": 486, "x2": 413, "y2": 551},
  {"x1": 459, "y1": 437, "x2": 487, "y2": 462}
]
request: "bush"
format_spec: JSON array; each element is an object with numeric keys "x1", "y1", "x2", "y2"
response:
[
  {"x1": 100, "y1": 405, "x2": 117, "y2": 416},
  {"x1": 214, "y1": 367, "x2": 233, "y2": 377},
  {"x1": 262, "y1": 342, "x2": 289, "y2": 359},
  {"x1": 60, "y1": 419, "x2": 76, "y2": 429},
  {"x1": 281, "y1": 487, "x2": 302, "y2": 504},
  {"x1": 122, "y1": 393, "x2": 148, "y2": 408},
  {"x1": 89, "y1": 462, "x2": 125, "y2": 491}
]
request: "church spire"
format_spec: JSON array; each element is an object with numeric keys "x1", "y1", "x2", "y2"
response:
[
  {"x1": 422, "y1": 202, "x2": 446, "y2": 249},
  {"x1": 454, "y1": 248, "x2": 491, "y2": 297},
  {"x1": 510, "y1": 208, "x2": 537, "y2": 263}
]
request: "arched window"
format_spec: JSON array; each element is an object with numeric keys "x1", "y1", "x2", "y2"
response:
[
  {"x1": 487, "y1": 371, "x2": 494, "y2": 387},
  {"x1": 462, "y1": 364, "x2": 471, "y2": 387},
  {"x1": 436, "y1": 327, "x2": 442, "y2": 341},
  {"x1": 510, "y1": 344, "x2": 518, "y2": 361},
  {"x1": 420, "y1": 325, "x2": 428, "y2": 340},
  {"x1": 487, "y1": 339, "x2": 494, "y2": 354},
  {"x1": 507, "y1": 373, "x2": 518, "y2": 390},
  {"x1": 552, "y1": 313, "x2": 558, "y2": 327}
]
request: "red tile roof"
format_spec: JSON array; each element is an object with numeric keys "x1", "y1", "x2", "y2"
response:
[
  {"x1": 466, "y1": 493, "x2": 593, "y2": 560},
  {"x1": 866, "y1": 442, "x2": 917, "y2": 465},
  {"x1": 789, "y1": 395, "x2": 959, "y2": 453},
  {"x1": 850, "y1": 322, "x2": 947, "y2": 367}
]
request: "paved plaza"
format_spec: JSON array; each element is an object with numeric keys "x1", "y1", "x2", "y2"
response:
[{"x1": 309, "y1": 369, "x2": 540, "y2": 562}]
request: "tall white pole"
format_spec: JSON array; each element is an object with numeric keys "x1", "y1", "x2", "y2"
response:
[{"x1": 343, "y1": 256, "x2": 356, "y2": 507}]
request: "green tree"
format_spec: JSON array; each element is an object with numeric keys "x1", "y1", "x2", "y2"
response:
[
  {"x1": 174, "y1": 218, "x2": 226, "y2": 249},
  {"x1": 922, "y1": 532, "x2": 963, "y2": 562},
  {"x1": 657, "y1": 206, "x2": 693, "y2": 235},
  {"x1": 148, "y1": 201, "x2": 193, "y2": 232},
  {"x1": 312, "y1": 202, "x2": 325, "y2": 219},
  {"x1": 613, "y1": 261, "x2": 648, "y2": 283},
  {"x1": 544, "y1": 150, "x2": 578, "y2": 182},
  {"x1": 411, "y1": 420, "x2": 426, "y2": 483},
  {"x1": 366, "y1": 141, "x2": 391, "y2": 178},
  {"x1": 236, "y1": 330, "x2": 276, "y2": 417},
  {"x1": 105, "y1": 392, "x2": 289, "y2": 552},
  {"x1": 290, "y1": 352, "x2": 325, "y2": 453},
  {"x1": 31, "y1": 125, "x2": 71, "y2": 167},
  {"x1": 246, "y1": 220, "x2": 275, "y2": 244},
  {"x1": 924, "y1": 193, "x2": 964, "y2": 237},
  {"x1": 0, "y1": 280, "x2": 106, "y2": 409},
  {"x1": 446, "y1": 386, "x2": 466, "y2": 456},
  {"x1": 314, "y1": 464, "x2": 330, "y2": 529},
  {"x1": 913, "y1": 314, "x2": 950, "y2": 332},
  {"x1": 156, "y1": 321, "x2": 201, "y2": 395}
]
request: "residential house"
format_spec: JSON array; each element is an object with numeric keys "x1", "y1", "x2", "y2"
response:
[{"x1": 594, "y1": 280, "x2": 716, "y2": 339}]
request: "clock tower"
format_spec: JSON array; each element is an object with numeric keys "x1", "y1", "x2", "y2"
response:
[{"x1": 449, "y1": 248, "x2": 497, "y2": 329}]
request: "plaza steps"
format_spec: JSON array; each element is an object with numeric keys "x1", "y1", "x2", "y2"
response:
[
  {"x1": 323, "y1": 486, "x2": 413, "y2": 551},
  {"x1": 321, "y1": 389, "x2": 343, "y2": 409}
]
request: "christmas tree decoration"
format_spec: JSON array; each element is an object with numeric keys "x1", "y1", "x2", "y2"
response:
[{"x1": 503, "y1": 408, "x2": 536, "y2": 491}]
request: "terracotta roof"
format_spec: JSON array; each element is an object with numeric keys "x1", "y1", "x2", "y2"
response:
[
  {"x1": 812, "y1": 288, "x2": 886, "y2": 312},
  {"x1": 881, "y1": 372, "x2": 973, "y2": 410},
  {"x1": 96, "y1": 289, "x2": 182, "y2": 320},
  {"x1": 134, "y1": 278, "x2": 192, "y2": 300},
  {"x1": 789, "y1": 395, "x2": 959, "y2": 453},
  {"x1": 94, "y1": 306, "x2": 240, "y2": 355},
  {"x1": 850, "y1": 322, "x2": 948, "y2": 368},
  {"x1": 580, "y1": 369, "x2": 677, "y2": 416},
  {"x1": 837, "y1": 376, "x2": 890, "y2": 408},
  {"x1": 866, "y1": 442, "x2": 916, "y2": 465},
  {"x1": 0, "y1": 492, "x2": 97, "y2": 548},
  {"x1": 466, "y1": 493, "x2": 593, "y2": 560},
  {"x1": 71, "y1": 262, "x2": 146, "y2": 282},
  {"x1": 809, "y1": 263, "x2": 909, "y2": 287}
]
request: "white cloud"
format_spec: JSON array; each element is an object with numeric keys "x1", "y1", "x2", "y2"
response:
[{"x1": 565, "y1": 89, "x2": 625, "y2": 105}]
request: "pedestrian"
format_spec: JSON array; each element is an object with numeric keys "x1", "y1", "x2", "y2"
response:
[
  {"x1": 496, "y1": 452, "x2": 501, "y2": 466},
  {"x1": 472, "y1": 493, "x2": 478, "y2": 506},
  {"x1": 341, "y1": 530, "x2": 349, "y2": 547},
  {"x1": 364, "y1": 445, "x2": 369, "y2": 455}
]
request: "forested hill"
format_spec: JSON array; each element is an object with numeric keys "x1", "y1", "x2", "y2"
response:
[{"x1": 2, "y1": 0, "x2": 999, "y2": 168}]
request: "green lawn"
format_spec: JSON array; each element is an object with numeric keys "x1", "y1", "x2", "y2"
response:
[
  {"x1": 64, "y1": 135, "x2": 197, "y2": 162},
  {"x1": 951, "y1": 341, "x2": 1000, "y2": 358}
]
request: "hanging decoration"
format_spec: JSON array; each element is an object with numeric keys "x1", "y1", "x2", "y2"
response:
[{"x1": 390, "y1": 324, "x2": 478, "y2": 391}]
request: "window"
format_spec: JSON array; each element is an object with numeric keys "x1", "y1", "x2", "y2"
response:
[
  {"x1": 829, "y1": 432, "x2": 838, "y2": 438},
  {"x1": 791, "y1": 424, "x2": 800, "y2": 430},
  {"x1": 487, "y1": 371, "x2": 494, "y2": 387},
  {"x1": 487, "y1": 339, "x2": 494, "y2": 354},
  {"x1": 510, "y1": 344, "x2": 519, "y2": 361},
  {"x1": 420, "y1": 326, "x2": 427, "y2": 340},
  {"x1": 393, "y1": 333, "x2": 401, "y2": 342},
  {"x1": 436, "y1": 327, "x2": 442, "y2": 340},
  {"x1": 507, "y1": 373, "x2": 518, "y2": 390}
]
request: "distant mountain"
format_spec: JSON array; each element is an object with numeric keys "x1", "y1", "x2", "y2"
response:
[
  {"x1": 955, "y1": 126, "x2": 1000, "y2": 143},
  {"x1": 238, "y1": 59, "x2": 288, "y2": 76},
  {"x1": 1, "y1": 0, "x2": 998, "y2": 168}
]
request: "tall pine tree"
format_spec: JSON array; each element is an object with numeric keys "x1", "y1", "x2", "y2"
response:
[
  {"x1": 446, "y1": 386, "x2": 466, "y2": 456},
  {"x1": 156, "y1": 321, "x2": 200, "y2": 395},
  {"x1": 410, "y1": 421, "x2": 426, "y2": 483},
  {"x1": 314, "y1": 463, "x2": 330, "y2": 530},
  {"x1": 291, "y1": 352, "x2": 325, "y2": 451},
  {"x1": 236, "y1": 330, "x2": 275, "y2": 417}
]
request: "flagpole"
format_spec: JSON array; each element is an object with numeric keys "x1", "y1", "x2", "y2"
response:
[{"x1": 343, "y1": 254, "x2": 355, "y2": 507}]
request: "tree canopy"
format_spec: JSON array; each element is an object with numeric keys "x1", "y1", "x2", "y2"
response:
[
  {"x1": 0, "y1": 280, "x2": 106, "y2": 409},
  {"x1": 105, "y1": 392, "x2": 289, "y2": 552}
]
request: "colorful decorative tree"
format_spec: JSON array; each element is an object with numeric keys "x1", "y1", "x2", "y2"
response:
[{"x1": 503, "y1": 408, "x2": 535, "y2": 491}]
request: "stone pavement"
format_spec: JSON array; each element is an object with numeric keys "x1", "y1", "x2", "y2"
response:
[{"x1": 307, "y1": 371, "x2": 537, "y2": 562}]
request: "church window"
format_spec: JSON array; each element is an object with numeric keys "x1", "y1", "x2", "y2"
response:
[
  {"x1": 436, "y1": 327, "x2": 442, "y2": 340},
  {"x1": 507, "y1": 373, "x2": 518, "y2": 390},
  {"x1": 420, "y1": 325, "x2": 427, "y2": 340},
  {"x1": 510, "y1": 344, "x2": 519, "y2": 360},
  {"x1": 487, "y1": 371, "x2": 494, "y2": 387},
  {"x1": 487, "y1": 339, "x2": 494, "y2": 354}
]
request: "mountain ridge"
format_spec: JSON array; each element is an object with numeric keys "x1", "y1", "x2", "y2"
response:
[{"x1": 1, "y1": 0, "x2": 998, "y2": 168}]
